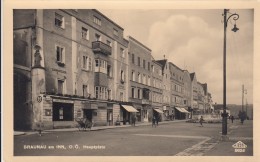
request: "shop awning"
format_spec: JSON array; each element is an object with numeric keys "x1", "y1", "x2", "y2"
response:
[
  {"x1": 176, "y1": 107, "x2": 190, "y2": 113},
  {"x1": 122, "y1": 105, "x2": 139, "y2": 112},
  {"x1": 154, "y1": 108, "x2": 164, "y2": 114}
]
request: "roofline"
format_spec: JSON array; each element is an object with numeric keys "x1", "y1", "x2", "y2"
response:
[
  {"x1": 152, "y1": 60, "x2": 163, "y2": 67},
  {"x1": 128, "y1": 36, "x2": 152, "y2": 52},
  {"x1": 93, "y1": 9, "x2": 124, "y2": 31},
  {"x1": 169, "y1": 62, "x2": 183, "y2": 71}
]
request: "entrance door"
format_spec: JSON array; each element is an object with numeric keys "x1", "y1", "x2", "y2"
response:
[
  {"x1": 83, "y1": 109, "x2": 93, "y2": 122},
  {"x1": 107, "y1": 109, "x2": 113, "y2": 126}
]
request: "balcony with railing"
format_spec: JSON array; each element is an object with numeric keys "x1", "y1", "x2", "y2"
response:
[{"x1": 92, "y1": 41, "x2": 112, "y2": 56}]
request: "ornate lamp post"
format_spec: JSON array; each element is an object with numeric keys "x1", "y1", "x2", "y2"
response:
[{"x1": 222, "y1": 9, "x2": 239, "y2": 135}]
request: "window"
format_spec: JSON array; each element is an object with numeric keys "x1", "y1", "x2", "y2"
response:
[
  {"x1": 148, "y1": 76, "x2": 151, "y2": 86},
  {"x1": 132, "y1": 87, "x2": 135, "y2": 98},
  {"x1": 143, "y1": 60, "x2": 146, "y2": 69},
  {"x1": 94, "y1": 16, "x2": 101, "y2": 26},
  {"x1": 148, "y1": 62, "x2": 150, "y2": 71},
  {"x1": 151, "y1": 65, "x2": 154, "y2": 72},
  {"x1": 95, "y1": 33, "x2": 101, "y2": 41},
  {"x1": 58, "y1": 79, "x2": 65, "y2": 94},
  {"x1": 120, "y1": 48, "x2": 125, "y2": 58},
  {"x1": 81, "y1": 27, "x2": 89, "y2": 40},
  {"x1": 143, "y1": 74, "x2": 146, "y2": 85},
  {"x1": 83, "y1": 85, "x2": 89, "y2": 98},
  {"x1": 138, "y1": 73, "x2": 141, "y2": 83},
  {"x1": 121, "y1": 70, "x2": 125, "y2": 83},
  {"x1": 82, "y1": 56, "x2": 92, "y2": 71},
  {"x1": 107, "y1": 65, "x2": 112, "y2": 77},
  {"x1": 108, "y1": 89, "x2": 112, "y2": 100},
  {"x1": 106, "y1": 40, "x2": 112, "y2": 47},
  {"x1": 55, "y1": 13, "x2": 64, "y2": 28},
  {"x1": 131, "y1": 71, "x2": 135, "y2": 81},
  {"x1": 56, "y1": 46, "x2": 65, "y2": 63},
  {"x1": 138, "y1": 57, "x2": 141, "y2": 66},
  {"x1": 95, "y1": 86, "x2": 108, "y2": 100},
  {"x1": 132, "y1": 54, "x2": 135, "y2": 64},
  {"x1": 113, "y1": 28, "x2": 119, "y2": 36},
  {"x1": 95, "y1": 59, "x2": 107, "y2": 74}
]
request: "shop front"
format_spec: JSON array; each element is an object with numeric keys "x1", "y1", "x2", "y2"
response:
[
  {"x1": 175, "y1": 107, "x2": 190, "y2": 120},
  {"x1": 153, "y1": 108, "x2": 164, "y2": 122},
  {"x1": 120, "y1": 105, "x2": 138, "y2": 125}
]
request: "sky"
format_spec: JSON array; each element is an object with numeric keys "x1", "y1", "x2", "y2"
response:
[{"x1": 100, "y1": 9, "x2": 253, "y2": 105}]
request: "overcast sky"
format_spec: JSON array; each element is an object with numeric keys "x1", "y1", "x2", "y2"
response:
[{"x1": 100, "y1": 9, "x2": 253, "y2": 105}]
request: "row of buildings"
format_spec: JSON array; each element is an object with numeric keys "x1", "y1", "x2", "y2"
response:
[{"x1": 13, "y1": 9, "x2": 214, "y2": 130}]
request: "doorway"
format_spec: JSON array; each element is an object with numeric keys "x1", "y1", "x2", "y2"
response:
[{"x1": 83, "y1": 109, "x2": 93, "y2": 122}]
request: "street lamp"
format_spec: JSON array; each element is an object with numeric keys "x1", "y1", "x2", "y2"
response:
[{"x1": 222, "y1": 9, "x2": 239, "y2": 136}]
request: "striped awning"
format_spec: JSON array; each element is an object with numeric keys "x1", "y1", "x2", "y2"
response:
[
  {"x1": 176, "y1": 107, "x2": 190, "y2": 113},
  {"x1": 121, "y1": 105, "x2": 139, "y2": 112},
  {"x1": 154, "y1": 108, "x2": 164, "y2": 114}
]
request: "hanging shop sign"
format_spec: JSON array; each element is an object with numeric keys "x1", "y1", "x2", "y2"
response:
[{"x1": 53, "y1": 98, "x2": 74, "y2": 104}]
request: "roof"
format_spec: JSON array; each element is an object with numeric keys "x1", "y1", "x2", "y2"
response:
[
  {"x1": 128, "y1": 36, "x2": 152, "y2": 52},
  {"x1": 190, "y1": 73, "x2": 196, "y2": 81},
  {"x1": 156, "y1": 59, "x2": 167, "y2": 69}
]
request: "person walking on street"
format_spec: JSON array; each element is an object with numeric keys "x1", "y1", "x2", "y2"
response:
[
  {"x1": 131, "y1": 114, "x2": 136, "y2": 126},
  {"x1": 156, "y1": 115, "x2": 159, "y2": 126},
  {"x1": 231, "y1": 115, "x2": 234, "y2": 123},
  {"x1": 152, "y1": 116, "x2": 156, "y2": 128},
  {"x1": 199, "y1": 116, "x2": 204, "y2": 127}
]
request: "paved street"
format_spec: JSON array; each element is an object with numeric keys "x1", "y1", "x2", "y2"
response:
[{"x1": 14, "y1": 120, "x2": 253, "y2": 156}]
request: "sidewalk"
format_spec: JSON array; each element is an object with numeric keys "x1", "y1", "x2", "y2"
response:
[
  {"x1": 14, "y1": 120, "x2": 185, "y2": 135},
  {"x1": 204, "y1": 120, "x2": 253, "y2": 156}
]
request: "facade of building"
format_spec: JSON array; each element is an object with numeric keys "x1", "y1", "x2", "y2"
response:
[
  {"x1": 156, "y1": 59, "x2": 172, "y2": 120},
  {"x1": 127, "y1": 36, "x2": 154, "y2": 123},
  {"x1": 13, "y1": 9, "x2": 213, "y2": 130}
]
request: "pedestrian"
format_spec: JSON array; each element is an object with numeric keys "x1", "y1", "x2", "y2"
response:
[
  {"x1": 152, "y1": 116, "x2": 156, "y2": 128},
  {"x1": 199, "y1": 116, "x2": 204, "y2": 127},
  {"x1": 156, "y1": 115, "x2": 160, "y2": 126},
  {"x1": 131, "y1": 114, "x2": 136, "y2": 126},
  {"x1": 231, "y1": 115, "x2": 234, "y2": 123}
]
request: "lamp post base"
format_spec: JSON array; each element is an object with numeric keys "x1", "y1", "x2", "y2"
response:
[{"x1": 220, "y1": 135, "x2": 229, "y2": 141}]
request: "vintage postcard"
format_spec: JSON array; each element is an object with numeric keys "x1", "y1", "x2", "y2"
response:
[{"x1": 3, "y1": 1, "x2": 260, "y2": 162}]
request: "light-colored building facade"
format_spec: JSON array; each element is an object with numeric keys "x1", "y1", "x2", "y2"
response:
[
  {"x1": 13, "y1": 9, "x2": 213, "y2": 130},
  {"x1": 13, "y1": 9, "x2": 129, "y2": 130}
]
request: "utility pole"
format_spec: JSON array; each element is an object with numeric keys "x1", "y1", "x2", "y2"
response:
[
  {"x1": 242, "y1": 84, "x2": 244, "y2": 112},
  {"x1": 222, "y1": 9, "x2": 239, "y2": 136}
]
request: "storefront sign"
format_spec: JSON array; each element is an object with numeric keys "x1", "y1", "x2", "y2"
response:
[{"x1": 53, "y1": 99, "x2": 74, "y2": 104}]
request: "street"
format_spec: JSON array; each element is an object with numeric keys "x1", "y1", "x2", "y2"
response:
[{"x1": 14, "y1": 120, "x2": 253, "y2": 156}]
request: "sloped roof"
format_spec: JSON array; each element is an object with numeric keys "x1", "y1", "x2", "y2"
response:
[{"x1": 156, "y1": 59, "x2": 167, "y2": 69}]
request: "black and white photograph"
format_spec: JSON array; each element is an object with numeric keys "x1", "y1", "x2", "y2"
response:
[{"x1": 3, "y1": 1, "x2": 259, "y2": 161}]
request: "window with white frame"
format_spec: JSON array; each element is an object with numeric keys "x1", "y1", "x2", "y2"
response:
[
  {"x1": 57, "y1": 79, "x2": 65, "y2": 94},
  {"x1": 138, "y1": 73, "x2": 141, "y2": 83},
  {"x1": 81, "y1": 27, "x2": 89, "y2": 40},
  {"x1": 95, "y1": 59, "x2": 107, "y2": 74},
  {"x1": 56, "y1": 45, "x2": 65, "y2": 64},
  {"x1": 120, "y1": 48, "x2": 125, "y2": 58},
  {"x1": 131, "y1": 71, "x2": 135, "y2": 81},
  {"x1": 55, "y1": 13, "x2": 65, "y2": 28},
  {"x1": 95, "y1": 86, "x2": 108, "y2": 100},
  {"x1": 143, "y1": 74, "x2": 146, "y2": 85},
  {"x1": 82, "y1": 55, "x2": 92, "y2": 71},
  {"x1": 120, "y1": 70, "x2": 125, "y2": 83},
  {"x1": 94, "y1": 16, "x2": 101, "y2": 26}
]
